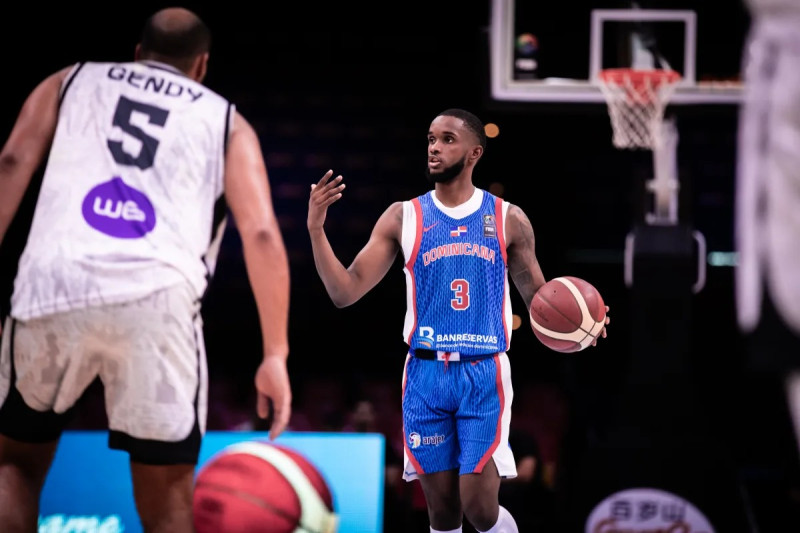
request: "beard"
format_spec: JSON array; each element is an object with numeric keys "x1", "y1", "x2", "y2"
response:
[{"x1": 425, "y1": 156, "x2": 466, "y2": 184}]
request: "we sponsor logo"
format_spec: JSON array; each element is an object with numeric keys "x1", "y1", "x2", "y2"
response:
[{"x1": 82, "y1": 177, "x2": 156, "y2": 238}]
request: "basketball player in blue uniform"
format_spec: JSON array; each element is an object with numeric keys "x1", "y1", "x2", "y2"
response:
[
  {"x1": 0, "y1": 8, "x2": 292, "y2": 532},
  {"x1": 308, "y1": 108, "x2": 609, "y2": 533}
]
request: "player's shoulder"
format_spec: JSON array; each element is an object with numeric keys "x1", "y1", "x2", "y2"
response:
[
  {"x1": 385, "y1": 200, "x2": 405, "y2": 220},
  {"x1": 399, "y1": 191, "x2": 437, "y2": 218},
  {"x1": 479, "y1": 187, "x2": 507, "y2": 203},
  {"x1": 405, "y1": 190, "x2": 433, "y2": 205},
  {"x1": 478, "y1": 188, "x2": 515, "y2": 214},
  {"x1": 370, "y1": 201, "x2": 404, "y2": 240},
  {"x1": 503, "y1": 203, "x2": 536, "y2": 246},
  {"x1": 48, "y1": 63, "x2": 79, "y2": 86},
  {"x1": 504, "y1": 202, "x2": 529, "y2": 222},
  {"x1": 28, "y1": 63, "x2": 83, "y2": 102},
  {"x1": 230, "y1": 110, "x2": 253, "y2": 136},
  {"x1": 379, "y1": 201, "x2": 404, "y2": 227}
]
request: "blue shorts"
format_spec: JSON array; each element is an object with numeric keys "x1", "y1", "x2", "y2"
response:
[{"x1": 401, "y1": 351, "x2": 517, "y2": 481}]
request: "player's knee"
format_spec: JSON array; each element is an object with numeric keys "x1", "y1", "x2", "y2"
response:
[
  {"x1": 462, "y1": 495, "x2": 498, "y2": 531},
  {"x1": 131, "y1": 463, "x2": 195, "y2": 530},
  {"x1": 427, "y1": 497, "x2": 462, "y2": 527},
  {"x1": 470, "y1": 505, "x2": 519, "y2": 533},
  {"x1": 0, "y1": 436, "x2": 57, "y2": 487}
]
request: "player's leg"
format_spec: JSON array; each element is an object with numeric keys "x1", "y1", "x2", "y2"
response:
[
  {"x1": 455, "y1": 354, "x2": 518, "y2": 532},
  {"x1": 418, "y1": 469, "x2": 463, "y2": 531},
  {"x1": 401, "y1": 353, "x2": 462, "y2": 530},
  {"x1": 460, "y1": 460, "x2": 518, "y2": 533},
  {"x1": 0, "y1": 316, "x2": 87, "y2": 530},
  {"x1": 130, "y1": 462, "x2": 196, "y2": 533},
  {"x1": 0, "y1": 435, "x2": 59, "y2": 530},
  {"x1": 102, "y1": 283, "x2": 206, "y2": 532}
]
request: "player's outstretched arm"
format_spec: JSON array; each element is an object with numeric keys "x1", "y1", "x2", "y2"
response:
[
  {"x1": 505, "y1": 204, "x2": 548, "y2": 309},
  {"x1": 307, "y1": 170, "x2": 401, "y2": 308},
  {"x1": 225, "y1": 111, "x2": 291, "y2": 440},
  {"x1": 0, "y1": 67, "x2": 70, "y2": 247}
]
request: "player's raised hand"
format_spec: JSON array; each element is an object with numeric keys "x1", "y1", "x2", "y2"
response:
[{"x1": 307, "y1": 169, "x2": 345, "y2": 231}]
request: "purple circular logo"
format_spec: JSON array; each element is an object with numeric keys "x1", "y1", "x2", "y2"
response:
[{"x1": 82, "y1": 177, "x2": 156, "y2": 238}]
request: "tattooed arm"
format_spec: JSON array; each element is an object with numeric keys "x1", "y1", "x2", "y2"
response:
[
  {"x1": 506, "y1": 203, "x2": 610, "y2": 344},
  {"x1": 505, "y1": 204, "x2": 548, "y2": 309}
]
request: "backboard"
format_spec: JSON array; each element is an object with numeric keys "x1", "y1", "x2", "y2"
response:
[{"x1": 489, "y1": 0, "x2": 749, "y2": 105}]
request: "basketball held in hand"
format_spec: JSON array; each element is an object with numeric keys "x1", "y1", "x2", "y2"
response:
[{"x1": 530, "y1": 276, "x2": 607, "y2": 353}]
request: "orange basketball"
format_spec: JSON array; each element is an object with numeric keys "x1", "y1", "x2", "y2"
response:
[
  {"x1": 193, "y1": 440, "x2": 338, "y2": 533},
  {"x1": 529, "y1": 276, "x2": 606, "y2": 353}
]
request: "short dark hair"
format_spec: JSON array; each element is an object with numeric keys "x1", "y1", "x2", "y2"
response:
[
  {"x1": 437, "y1": 108, "x2": 487, "y2": 150},
  {"x1": 139, "y1": 10, "x2": 211, "y2": 62}
]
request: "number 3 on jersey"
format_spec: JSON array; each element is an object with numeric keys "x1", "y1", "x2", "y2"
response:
[{"x1": 451, "y1": 279, "x2": 470, "y2": 310}]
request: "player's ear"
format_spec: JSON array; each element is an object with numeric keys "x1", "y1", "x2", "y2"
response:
[
  {"x1": 470, "y1": 145, "x2": 483, "y2": 162},
  {"x1": 192, "y1": 53, "x2": 210, "y2": 83},
  {"x1": 134, "y1": 44, "x2": 142, "y2": 61}
]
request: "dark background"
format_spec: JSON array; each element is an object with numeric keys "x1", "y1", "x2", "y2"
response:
[
  {"x1": 0, "y1": 0, "x2": 749, "y2": 373},
  {"x1": 3, "y1": 1, "x2": 788, "y2": 531}
]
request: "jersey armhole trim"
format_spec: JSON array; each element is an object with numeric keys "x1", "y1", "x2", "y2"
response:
[
  {"x1": 58, "y1": 62, "x2": 85, "y2": 106},
  {"x1": 405, "y1": 198, "x2": 423, "y2": 270},
  {"x1": 495, "y1": 197, "x2": 508, "y2": 265},
  {"x1": 223, "y1": 102, "x2": 234, "y2": 158}
]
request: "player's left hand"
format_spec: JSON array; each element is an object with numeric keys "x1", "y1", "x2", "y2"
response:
[{"x1": 591, "y1": 305, "x2": 610, "y2": 346}]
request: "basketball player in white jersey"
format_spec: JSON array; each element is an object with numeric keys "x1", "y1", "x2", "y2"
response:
[
  {"x1": 0, "y1": 8, "x2": 291, "y2": 532},
  {"x1": 736, "y1": 0, "x2": 800, "y2": 529},
  {"x1": 308, "y1": 108, "x2": 609, "y2": 533}
]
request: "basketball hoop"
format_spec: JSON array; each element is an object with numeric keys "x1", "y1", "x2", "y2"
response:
[{"x1": 597, "y1": 68, "x2": 681, "y2": 150}]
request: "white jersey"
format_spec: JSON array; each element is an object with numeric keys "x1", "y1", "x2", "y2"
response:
[
  {"x1": 745, "y1": 0, "x2": 800, "y2": 17},
  {"x1": 736, "y1": 1, "x2": 800, "y2": 334},
  {"x1": 11, "y1": 60, "x2": 233, "y2": 320}
]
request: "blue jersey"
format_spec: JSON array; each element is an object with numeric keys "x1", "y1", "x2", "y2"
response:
[{"x1": 401, "y1": 189, "x2": 512, "y2": 356}]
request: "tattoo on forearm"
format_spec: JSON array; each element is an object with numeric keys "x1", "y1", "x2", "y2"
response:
[
  {"x1": 511, "y1": 267, "x2": 537, "y2": 305},
  {"x1": 508, "y1": 206, "x2": 539, "y2": 305}
]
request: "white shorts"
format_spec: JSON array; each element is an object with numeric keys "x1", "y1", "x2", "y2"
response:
[{"x1": 0, "y1": 282, "x2": 208, "y2": 464}]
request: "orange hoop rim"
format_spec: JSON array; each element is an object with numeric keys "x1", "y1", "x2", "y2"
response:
[{"x1": 598, "y1": 68, "x2": 682, "y2": 88}]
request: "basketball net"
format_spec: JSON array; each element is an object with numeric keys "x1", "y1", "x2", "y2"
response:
[{"x1": 597, "y1": 68, "x2": 681, "y2": 150}]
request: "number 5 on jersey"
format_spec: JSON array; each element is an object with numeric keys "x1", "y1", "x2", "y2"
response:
[{"x1": 107, "y1": 95, "x2": 168, "y2": 170}]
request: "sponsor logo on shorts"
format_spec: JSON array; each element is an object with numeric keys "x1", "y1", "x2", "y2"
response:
[
  {"x1": 422, "y1": 434, "x2": 445, "y2": 446},
  {"x1": 408, "y1": 431, "x2": 445, "y2": 449}
]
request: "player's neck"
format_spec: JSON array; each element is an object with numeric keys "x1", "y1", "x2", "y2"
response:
[{"x1": 433, "y1": 179, "x2": 476, "y2": 208}]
